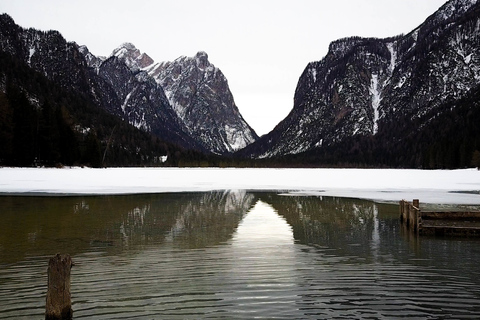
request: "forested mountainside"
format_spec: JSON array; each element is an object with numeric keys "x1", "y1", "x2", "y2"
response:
[
  {"x1": 0, "y1": 49, "x2": 219, "y2": 167},
  {"x1": 238, "y1": 0, "x2": 480, "y2": 168},
  {"x1": 0, "y1": 14, "x2": 227, "y2": 167},
  {"x1": 0, "y1": 13, "x2": 258, "y2": 167}
]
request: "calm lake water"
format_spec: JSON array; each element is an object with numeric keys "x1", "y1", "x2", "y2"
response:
[{"x1": 1, "y1": 191, "x2": 480, "y2": 319}]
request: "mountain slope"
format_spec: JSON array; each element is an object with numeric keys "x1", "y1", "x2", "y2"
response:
[
  {"x1": 239, "y1": 0, "x2": 480, "y2": 168},
  {"x1": 0, "y1": 14, "x2": 203, "y2": 152},
  {"x1": 0, "y1": 48, "x2": 200, "y2": 167},
  {"x1": 87, "y1": 43, "x2": 258, "y2": 154},
  {"x1": 80, "y1": 44, "x2": 202, "y2": 151},
  {"x1": 147, "y1": 51, "x2": 258, "y2": 153},
  {"x1": 0, "y1": 14, "x2": 258, "y2": 156},
  {"x1": 0, "y1": 14, "x2": 231, "y2": 166}
]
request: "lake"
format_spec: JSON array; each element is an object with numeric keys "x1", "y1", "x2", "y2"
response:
[{"x1": 1, "y1": 191, "x2": 480, "y2": 319}]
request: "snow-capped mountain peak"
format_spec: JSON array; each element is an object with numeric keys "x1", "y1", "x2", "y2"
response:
[
  {"x1": 111, "y1": 42, "x2": 154, "y2": 70},
  {"x1": 195, "y1": 51, "x2": 209, "y2": 69},
  {"x1": 93, "y1": 43, "x2": 257, "y2": 154},
  {"x1": 148, "y1": 51, "x2": 258, "y2": 153}
]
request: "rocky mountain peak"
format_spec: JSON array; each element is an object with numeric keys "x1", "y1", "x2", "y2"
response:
[
  {"x1": 195, "y1": 51, "x2": 209, "y2": 69},
  {"x1": 78, "y1": 45, "x2": 105, "y2": 69},
  {"x1": 136, "y1": 52, "x2": 154, "y2": 68},
  {"x1": 111, "y1": 42, "x2": 154, "y2": 70},
  {"x1": 433, "y1": 0, "x2": 478, "y2": 22},
  {"x1": 80, "y1": 42, "x2": 258, "y2": 154},
  {"x1": 149, "y1": 51, "x2": 258, "y2": 153}
]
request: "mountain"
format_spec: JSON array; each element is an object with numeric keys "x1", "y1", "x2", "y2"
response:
[
  {"x1": 0, "y1": 14, "x2": 258, "y2": 161},
  {"x1": 147, "y1": 51, "x2": 258, "y2": 153},
  {"x1": 79, "y1": 44, "x2": 201, "y2": 151},
  {"x1": 0, "y1": 14, "x2": 230, "y2": 167},
  {"x1": 83, "y1": 43, "x2": 258, "y2": 154},
  {"x1": 239, "y1": 0, "x2": 480, "y2": 168},
  {"x1": 0, "y1": 45, "x2": 199, "y2": 167},
  {"x1": 0, "y1": 14, "x2": 202, "y2": 152},
  {"x1": 99, "y1": 43, "x2": 258, "y2": 153}
]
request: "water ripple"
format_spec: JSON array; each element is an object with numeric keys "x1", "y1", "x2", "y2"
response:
[{"x1": 1, "y1": 195, "x2": 480, "y2": 319}]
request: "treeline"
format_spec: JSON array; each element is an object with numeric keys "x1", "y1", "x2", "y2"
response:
[{"x1": 0, "y1": 51, "x2": 213, "y2": 167}]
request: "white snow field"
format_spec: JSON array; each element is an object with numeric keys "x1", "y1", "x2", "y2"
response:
[{"x1": 0, "y1": 167, "x2": 480, "y2": 204}]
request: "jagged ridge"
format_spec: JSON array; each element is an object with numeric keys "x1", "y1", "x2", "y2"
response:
[{"x1": 94, "y1": 43, "x2": 258, "y2": 154}]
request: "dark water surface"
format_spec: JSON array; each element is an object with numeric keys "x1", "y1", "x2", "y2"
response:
[{"x1": 1, "y1": 191, "x2": 480, "y2": 319}]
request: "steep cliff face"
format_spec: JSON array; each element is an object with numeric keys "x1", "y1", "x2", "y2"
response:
[
  {"x1": 147, "y1": 51, "x2": 258, "y2": 153},
  {"x1": 240, "y1": 0, "x2": 480, "y2": 164}
]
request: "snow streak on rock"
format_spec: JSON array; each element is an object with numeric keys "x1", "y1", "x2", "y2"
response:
[
  {"x1": 239, "y1": 0, "x2": 480, "y2": 159},
  {"x1": 369, "y1": 74, "x2": 381, "y2": 135}
]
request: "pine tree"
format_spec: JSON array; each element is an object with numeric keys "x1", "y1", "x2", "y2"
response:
[
  {"x1": 471, "y1": 150, "x2": 480, "y2": 170},
  {"x1": 83, "y1": 130, "x2": 102, "y2": 168}
]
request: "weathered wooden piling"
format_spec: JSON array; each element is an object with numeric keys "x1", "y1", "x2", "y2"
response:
[
  {"x1": 46, "y1": 254, "x2": 73, "y2": 320},
  {"x1": 399, "y1": 199, "x2": 420, "y2": 232}
]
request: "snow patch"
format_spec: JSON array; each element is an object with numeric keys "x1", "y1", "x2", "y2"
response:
[
  {"x1": 310, "y1": 67, "x2": 317, "y2": 82},
  {"x1": 1, "y1": 168, "x2": 480, "y2": 205},
  {"x1": 369, "y1": 74, "x2": 382, "y2": 134},
  {"x1": 121, "y1": 91, "x2": 133, "y2": 113},
  {"x1": 133, "y1": 114, "x2": 149, "y2": 131},
  {"x1": 28, "y1": 47, "x2": 35, "y2": 65},
  {"x1": 225, "y1": 124, "x2": 250, "y2": 151},
  {"x1": 464, "y1": 53, "x2": 473, "y2": 64},
  {"x1": 386, "y1": 42, "x2": 397, "y2": 74},
  {"x1": 395, "y1": 76, "x2": 407, "y2": 89}
]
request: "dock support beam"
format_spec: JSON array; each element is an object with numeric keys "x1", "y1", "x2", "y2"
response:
[{"x1": 400, "y1": 199, "x2": 421, "y2": 232}]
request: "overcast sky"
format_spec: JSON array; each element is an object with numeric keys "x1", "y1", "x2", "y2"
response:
[{"x1": 2, "y1": 0, "x2": 447, "y2": 136}]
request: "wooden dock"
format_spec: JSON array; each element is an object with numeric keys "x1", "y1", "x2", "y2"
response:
[{"x1": 400, "y1": 199, "x2": 480, "y2": 236}]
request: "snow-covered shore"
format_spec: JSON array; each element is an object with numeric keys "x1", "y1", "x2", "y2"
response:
[{"x1": 1, "y1": 167, "x2": 480, "y2": 204}]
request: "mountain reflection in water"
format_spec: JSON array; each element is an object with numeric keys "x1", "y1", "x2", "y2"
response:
[{"x1": 1, "y1": 191, "x2": 480, "y2": 319}]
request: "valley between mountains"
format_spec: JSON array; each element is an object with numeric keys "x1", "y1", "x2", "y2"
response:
[{"x1": 1, "y1": 0, "x2": 480, "y2": 168}]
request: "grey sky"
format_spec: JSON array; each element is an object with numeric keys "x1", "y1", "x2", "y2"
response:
[{"x1": 1, "y1": 0, "x2": 447, "y2": 135}]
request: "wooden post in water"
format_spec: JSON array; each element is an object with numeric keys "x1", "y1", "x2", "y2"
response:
[
  {"x1": 408, "y1": 201, "x2": 414, "y2": 228},
  {"x1": 413, "y1": 199, "x2": 421, "y2": 232},
  {"x1": 46, "y1": 254, "x2": 73, "y2": 320},
  {"x1": 403, "y1": 200, "x2": 410, "y2": 224},
  {"x1": 400, "y1": 200, "x2": 405, "y2": 222},
  {"x1": 413, "y1": 199, "x2": 419, "y2": 209}
]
